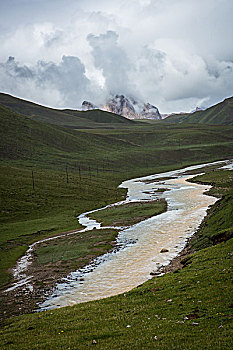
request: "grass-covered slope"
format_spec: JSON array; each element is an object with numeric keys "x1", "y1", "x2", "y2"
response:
[
  {"x1": 0, "y1": 93, "x2": 133, "y2": 128},
  {"x1": 0, "y1": 169, "x2": 232, "y2": 350},
  {"x1": 189, "y1": 169, "x2": 233, "y2": 250},
  {"x1": 63, "y1": 108, "x2": 134, "y2": 125},
  {"x1": 0, "y1": 99, "x2": 233, "y2": 289},
  {"x1": 165, "y1": 96, "x2": 233, "y2": 125},
  {"x1": 0, "y1": 103, "x2": 132, "y2": 162},
  {"x1": 1, "y1": 99, "x2": 233, "y2": 174},
  {"x1": 0, "y1": 104, "x2": 135, "y2": 286},
  {"x1": 0, "y1": 91, "x2": 233, "y2": 348}
]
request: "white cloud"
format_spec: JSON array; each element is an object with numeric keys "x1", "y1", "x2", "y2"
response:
[
  {"x1": 0, "y1": 55, "x2": 102, "y2": 108},
  {"x1": 0, "y1": 0, "x2": 232, "y2": 112}
]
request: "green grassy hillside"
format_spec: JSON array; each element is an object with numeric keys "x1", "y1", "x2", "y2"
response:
[
  {"x1": 0, "y1": 93, "x2": 233, "y2": 348},
  {"x1": 63, "y1": 108, "x2": 134, "y2": 125},
  {"x1": 1, "y1": 98, "x2": 232, "y2": 174},
  {"x1": 165, "y1": 96, "x2": 233, "y2": 125},
  {"x1": 0, "y1": 103, "x2": 133, "y2": 164},
  {"x1": 0, "y1": 93, "x2": 133, "y2": 128},
  {"x1": 0, "y1": 98, "x2": 233, "y2": 289}
]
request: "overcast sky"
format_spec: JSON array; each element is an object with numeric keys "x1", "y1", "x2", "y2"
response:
[{"x1": 0, "y1": 0, "x2": 233, "y2": 113}]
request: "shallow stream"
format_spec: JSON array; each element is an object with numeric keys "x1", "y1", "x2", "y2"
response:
[{"x1": 39, "y1": 160, "x2": 231, "y2": 310}]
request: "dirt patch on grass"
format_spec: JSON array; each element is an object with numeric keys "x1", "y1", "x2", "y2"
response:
[{"x1": 157, "y1": 245, "x2": 193, "y2": 275}]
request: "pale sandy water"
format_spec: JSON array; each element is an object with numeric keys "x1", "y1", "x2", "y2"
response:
[{"x1": 39, "y1": 165, "x2": 220, "y2": 310}]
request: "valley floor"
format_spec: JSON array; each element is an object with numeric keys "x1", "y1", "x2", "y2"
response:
[
  {"x1": 0, "y1": 164, "x2": 232, "y2": 349},
  {"x1": 1, "y1": 94, "x2": 233, "y2": 348}
]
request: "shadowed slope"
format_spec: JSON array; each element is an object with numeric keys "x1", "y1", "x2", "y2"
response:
[
  {"x1": 0, "y1": 93, "x2": 134, "y2": 128},
  {"x1": 0, "y1": 103, "x2": 132, "y2": 161}
]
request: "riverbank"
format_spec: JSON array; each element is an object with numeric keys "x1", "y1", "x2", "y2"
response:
[
  {"x1": 0, "y1": 200, "x2": 167, "y2": 321},
  {"x1": 1, "y1": 161, "x2": 227, "y2": 320},
  {"x1": 89, "y1": 199, "x2": 167, "y2": 227},
  {"x1": 33, "y1": 164, "x2": 219, "y2": 310},
  {"x1": 159, "y1": 166, "x2": 233, "y2": 274},
  {"x1": 0, "y1": 166, "x2": 232, "y2": 349},
  {"x1": 0, "y1": 228, "x2": 119, "y2": 320}
]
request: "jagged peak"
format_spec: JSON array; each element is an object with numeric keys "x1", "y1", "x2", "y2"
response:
[
  {"x1": 82, "y1": 101, "x2": 98, "y2": 111},
  {"x1": 81, "y1": 94, "x2": 161, "y2": 120}
]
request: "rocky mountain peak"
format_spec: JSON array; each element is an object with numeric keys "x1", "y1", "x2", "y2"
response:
[
  {"x1": 81, "y1": 95, "x2": 161, "y2": 120},
  {"x1": 141, "y1": 102, "x2": 161, "y2": 119},
  {"x1": 103, "y1": 95, "x2": 137, "y2": 119},
  {"x1": 82, "y1": 101, "x2": 98, "y2": 111}
]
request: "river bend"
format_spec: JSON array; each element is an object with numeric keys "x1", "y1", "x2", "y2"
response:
[{"x1": 39, "y1": 161, "x2": 230, "y2": 310}]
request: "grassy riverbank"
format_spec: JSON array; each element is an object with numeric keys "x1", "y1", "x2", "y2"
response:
[
  {"x1": 1, "y1": 239, "x2": 232, "y2": 349},
  {"x1": 1, "y1": 98, "x2": 233, "y2": 348},
  {"x1": 189, "y1": 169, "x2": 233, "y2": 251},
  {"x1": 0, "y1": 166, "x2": 232, "y2": 349},
  {"x1": 0, "y1": 199, "x2": 168, "y2": 320},
  {"x1": 1, "y1": 102, "x2": 233, "y2": 290},
  {"x1": 89, "y1": 200, "x2": 167, "y2": 227},
  {"x1": 34, "y1": 229, "x2": 118, "y2": 266},
  {"x1": 0, "y1": 228, "x2": 120, "y2": 320},
  {"x1": 0, "y1": 165, "x2": 126, "y2": 288}
]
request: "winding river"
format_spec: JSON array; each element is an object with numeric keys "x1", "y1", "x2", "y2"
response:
[{"x1": 38, "y1": 160, "x2": 231, "y2": 310}]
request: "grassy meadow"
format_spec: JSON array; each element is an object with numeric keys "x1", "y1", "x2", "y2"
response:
[
  {"x1": 0, "y1": 169, "x2": 232, "y2": 349},
  {"x1": 34, "y1": 228, "x2": 118, "y2": 266},
  {"x1": 0, "y1": 95, "x2": 233, "y2": 348},
  {"x1": 1, "y1": 101, "x2": 232, "y2": 290},
  {"x1": 1, "y1": 122, "x2": 232, "y2": 288}
]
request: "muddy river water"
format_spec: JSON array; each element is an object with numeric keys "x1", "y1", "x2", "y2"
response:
[{"x1": 38, "y1": 161, "x2": 231, "y2": 310}]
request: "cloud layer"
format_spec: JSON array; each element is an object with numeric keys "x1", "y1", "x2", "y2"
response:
[{"x1": 0, "y1": 0, "x2": 233, "y2": 112}]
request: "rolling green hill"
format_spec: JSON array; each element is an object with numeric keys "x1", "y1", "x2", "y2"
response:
[
  {"x1": 0, "y1": 93, "x2": 133, "y2": 128},
  {"x1": 0, "y1": 96, "x2": 232, "y2": 291},
  {"x1": 165, "y1": 96, "x2": 233, "y2": 125},
  {"x1": 0, "y1": 103, "x2": 132, "y2": 163},
  {"x1": 0, "y1": 95, "x2": 233, "y2": 174},
  {"x1": 63, "y1": 108, "x2": 134, "y2": 125},
  {"x1": 0, "y1": 93, "x2": 233, "y2": 349}
]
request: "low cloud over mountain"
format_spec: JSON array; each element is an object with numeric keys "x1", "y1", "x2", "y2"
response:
[{"x1": 0, "y1": 0, "x2": 233, "y2": 113}]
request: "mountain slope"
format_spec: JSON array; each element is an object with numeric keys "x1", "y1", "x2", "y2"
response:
[
  {"x1": 0, "y1": 103, "x2": 131, "y2": 162},
  {"x1": 63, "y1": 108, "x2": 134, "y2": 124},
  {"x1": 165, "y1": 97, "x2": 233, "y2": 125},
  {"x1": 0, "y1": 93, "x2": 134, "y2": 128}
]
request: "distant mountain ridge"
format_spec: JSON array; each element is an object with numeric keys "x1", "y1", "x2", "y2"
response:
[
  {"x1": 165, "y1": 97, "x2": 233, "y2": 125},
  {"x1": 0, "y1": 93, "x2": 134, "y2": 128},
  {"x1": 1, "y1": 92, "x2": 231, "y2": 127},
  {"x1": 82, "y1": 95, "x2": 162, "y2": 120}
]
